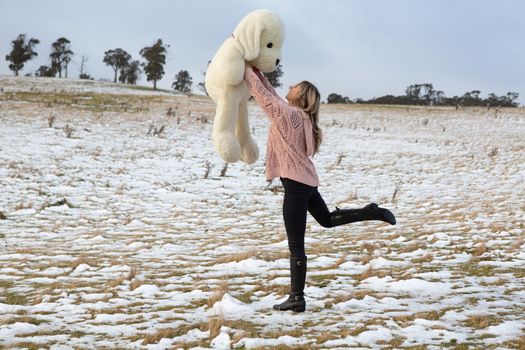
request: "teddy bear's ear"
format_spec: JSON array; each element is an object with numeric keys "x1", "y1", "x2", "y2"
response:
[{"x1": 234, "y1": 21, "x2": 262, "y2": 61}]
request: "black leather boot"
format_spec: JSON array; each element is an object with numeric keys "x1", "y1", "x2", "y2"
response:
[
  {"x1": 330, "y1": 203, "x2": 396, "y2": 226},
  {"x1": 273, "y1": 257, "x2": 307, "y2": 312}
]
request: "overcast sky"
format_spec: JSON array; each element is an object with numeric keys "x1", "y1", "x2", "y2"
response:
[{"x1": 1, "y1": 0, "x2": 524, "y2": 104}]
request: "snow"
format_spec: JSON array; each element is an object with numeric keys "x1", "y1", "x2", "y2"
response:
[
  {"x1": 1, "y1": 77, "x2": 524, "y2": 349},
  {"x1": 481, "y1": 320, "x2": 525, "y2": 343},
  {"x1": 236, "y1": 335, "x2": 312, "y2": 349},
  {"x1": 361, "y1": 276, "x2": 452, "y2": 297},
  {"x1": 209, "y1": 293, "x2": 256, "y2": 320},
  {"x1": 130, "y1": 284, "x2": 161, "y2": 298},
  {"x1": 210, "y1": 332, "x2": 231, "y2": 349}
]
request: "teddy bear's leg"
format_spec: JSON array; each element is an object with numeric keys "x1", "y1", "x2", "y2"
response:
[
  {"x1": 212, "y1": 99, "x2": 241, "y2": 163},
  {"x1": 236, "y1": 101, "x2": 259, "y2": 164}
]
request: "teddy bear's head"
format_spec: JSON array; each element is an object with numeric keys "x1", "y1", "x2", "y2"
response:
[{"x1": 233, "y1": 9, "x2": 285, "y2": 73}]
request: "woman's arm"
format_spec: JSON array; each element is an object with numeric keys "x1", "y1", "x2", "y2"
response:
[
  {"x1": 244, "y1": 66, "x2": 287, "y2": 121},
  {"x1": 253, "y1": 68, "x2": 281, "y2": 99}
]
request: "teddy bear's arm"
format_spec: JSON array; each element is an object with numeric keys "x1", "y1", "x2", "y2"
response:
[{"x1": 220, "y1": 49, "x2": 246, "y2": 86}]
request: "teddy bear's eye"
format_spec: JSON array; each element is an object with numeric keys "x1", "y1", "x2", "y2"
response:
[{"x1": 267, "y1": 43, "x2": 273, "y2": 48}]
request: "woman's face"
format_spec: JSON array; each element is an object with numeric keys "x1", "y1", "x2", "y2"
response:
[{"x1": 286, "y1": 83, "x2": 302, "y2": 104}]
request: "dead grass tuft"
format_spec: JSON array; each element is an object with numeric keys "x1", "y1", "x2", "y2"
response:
[
  {"x1": 503, "y1": 335, "x2": 525, "y2": 350},
  {"x1": 129, "y1": 279, "x2": 145, "y2": 291},
  {"x1": 70, "y1": 254, "x2": 96, "y2": 271},
  {"x1": 328, "y1": 289, "x2": 376, "y2": 307},
  {"x1": 356, "y1": 266, "x2": 380, "y2": 281},
  {"x1": 329, "y1": 255, "x2": 348, "y2": 269},
  {"x1": 399, "y1": 241, "x2": 424, "y2": 253},
  {"x1": 213, "y1": 250, "x2": 257, "y2": 264},
  {"x1": 258, "y1": 250, "x2": 289, "y2": 262},
  {"x1": 208, "y1": 314, "x2": 225, "y2": 340},
  {"x1": 207, "y1": 279, "x2": 229, "y2": 308},
  {"x1": 411, "y1": 253, "x2": 434, "y2": 264},
  {"x1": 463, "y1": 314, "x2": 501, "y2": 329},
  {"x1": 4, "y1": 291, "x2": 28, "y2": 305},
  {"x1": 472, "y1": 242, "x2": 488, "y2": 257},
  {"x1": 142, "y1": 327, "x2": 186, "y2": 345},
  {"x1": 14, "y1": 201, "x2": 33, "y2": 211}
]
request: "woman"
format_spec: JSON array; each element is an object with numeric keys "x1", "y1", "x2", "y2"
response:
[{"x1": 244, "y1": 65, "x2": 396, "y2": 313}]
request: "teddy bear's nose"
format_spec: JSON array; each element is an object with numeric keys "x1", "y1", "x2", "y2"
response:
[{"x1": 275, "y1": 59, "x2": 280, "y2": 66}]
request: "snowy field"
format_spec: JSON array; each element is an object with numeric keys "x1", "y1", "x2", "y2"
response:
[{"x1": 1, "y1": 76, "x2": 524, "y2": 349}]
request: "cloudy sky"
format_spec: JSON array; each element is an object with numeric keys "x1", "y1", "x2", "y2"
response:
[{"x1": 1, "y1": 0, "x2": 524, "y2": 104}]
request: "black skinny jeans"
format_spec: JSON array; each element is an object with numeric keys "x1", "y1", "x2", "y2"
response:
[{"x1": 280, "y1": 177, "x2": 335, "y2": 259}]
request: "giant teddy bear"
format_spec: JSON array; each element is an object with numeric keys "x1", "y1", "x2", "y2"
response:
[{"x1": 205, "y1": 9, "x2": 285, "y2": 164}]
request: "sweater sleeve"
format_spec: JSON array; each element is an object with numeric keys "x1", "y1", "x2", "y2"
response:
[
  {"x1": 244, "y1": 66, "x2": 288, "y2": 121},
  {"x1": 260, "y1": 73, "x2": 282, "y2": 99}
]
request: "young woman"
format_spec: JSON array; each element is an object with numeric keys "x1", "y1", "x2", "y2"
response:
[{"x1": 243, "y1": 65, "x2": 396, "y2": 313}]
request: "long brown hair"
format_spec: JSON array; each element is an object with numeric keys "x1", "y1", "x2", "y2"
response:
[{"x1": 291, "y1": 81, "x2": 322, "y2": 154}]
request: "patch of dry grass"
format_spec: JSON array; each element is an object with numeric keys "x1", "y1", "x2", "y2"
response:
[
  {"x1": 207, "y1": 279, "x2": 229, "y2": 308},
  {"x1": 70, "y1": 254, "x2": 97, "y2": 271},
  {"x1": 400, "y1": 241, "x2": 424, "y2": 254},
  {"x1": 213, "y1": 250, "x2": 257, "y2": 264},
  {"x1": 462, "y1": 314, "x2": 501, "y2": 329},
  {"x1": 503, "y1": 335, "x2": 525, "y2": 350},
  {"x1": 109, "y1": 265, "x2": 138, "y2": 288},
  {"x1": 411, "y1": 253, "x2": 434, "y2": 264},
  {"x1": 4, "y1": 291, "x2": 27, "y2": 305},
  {"x1": 208, "y1": 313, "x2": 225, "y2": 340},
  {"x1": 325, "y1": 289, "x2": 377, "y2": 308},
  {"x1": 141, "y1": 323, "x2": 204, "y2": 345},
  {"x1": 472, "y1": 242, "x2": 488, "y2": 257}
]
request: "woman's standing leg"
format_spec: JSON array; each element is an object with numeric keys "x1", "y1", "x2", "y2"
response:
[
  {"x1": 273, "y1": 178, "x2": 312, "y2": 312},
  {"x1": 281, "y1": 179, "x2": 310, "y2": 260}
]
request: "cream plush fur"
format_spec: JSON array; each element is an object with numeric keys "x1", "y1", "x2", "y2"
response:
[{"x1": 205, "y1": 9, "x2": 285, "y2": 164}]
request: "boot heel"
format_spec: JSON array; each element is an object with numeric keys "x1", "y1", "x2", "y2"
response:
[{"x1": 292, "y1": 305, "x2": 305, "y2": 313}]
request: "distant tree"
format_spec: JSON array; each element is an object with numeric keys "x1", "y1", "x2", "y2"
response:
[
  {"x1": 461, "y1": 90, "x2": 482, "y2": 106},
  {"x1": 50, "y1": 37, "x2": 73, "y2": 78},
  {"x1": 79, "y1": 55, "x2": 94, "y2": 80},
  {"x1": 366, "y1": 94, "x2": 405, "y2": 105},
  {"x1": 35, "y1": 65, "x2": 56, "y2": 77},
  {"x1": 499, "y1": 92, "x2": 519, "y2": 107},
  {"x1": 405, "y1": 84, "x2": 422, "y2": 104},
  {"x1": 263, "y1": 64, "x2": 283, "y2": 88},
  {"x1": 420, "y1": 83, "x2": 435, "y2": 105},
  {"x1": 103, "y1": 48, "x2": 131, "y2": 83},
  {"x1": 5, "y1": 34, "x2": 40, "y2": 76},
  {"x1": 119, "y1": 60, "x2": 141, "y2": 84},
  {"x1": 486, "y1": 93, "x2": 499, "y2": 107},
  {"x1": 434, "y1": 90, "x2": 445, "y2": 105},
  {"x1": 140, "y1": 39, "x2": 169, "y2": 90},
  {"x1": 327, "y1": 93, "x2": 351, "y2": 104},
  {"x1": 324, "y1": 83, "x2": 519, "y2": 108},
  {"x1": 172, "y1": 70, "x2": 192, "y2": 93}
]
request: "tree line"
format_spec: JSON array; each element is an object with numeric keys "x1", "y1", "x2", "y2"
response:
[
  {"x1": 7, "y1": 34, "x2": 517, "y2": 106},
  {"x1": 4, "y1": 33, "x2": 284, "y2": 94},
  {"x1": 327, "y1": 83, "x2": 520, "y2": 108}
]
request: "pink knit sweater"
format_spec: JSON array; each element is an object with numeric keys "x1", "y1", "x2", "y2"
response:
[{"x1": 244, "y1": 67, "x2": 319, "y2": 187}]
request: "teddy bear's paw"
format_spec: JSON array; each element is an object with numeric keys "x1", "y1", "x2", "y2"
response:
[
  {"x1": 214, "y1": 132, "x2": 241, "y2": 163},
  {"x1": 240, "y1": 139, "x2": 259, "y2": 164}
]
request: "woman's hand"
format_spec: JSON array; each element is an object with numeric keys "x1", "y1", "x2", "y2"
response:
[{"x1": 245, "y1": 63, "x2": 264, "y2": 82}]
